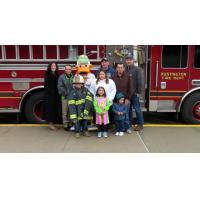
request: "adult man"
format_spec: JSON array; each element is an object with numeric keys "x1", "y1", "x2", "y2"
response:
[
  {"x1": 125, "y1": 56, "x2": 144, "y2": 131},
  {"x1": 96, "y1": 57, "x2": 115, "y2": 78},
  {"x1": 112, "y1": 62, "x2": 133, "y2": 133},
  {"x1": 57, "y1": 65, "x2": 73, "y2": 131}
]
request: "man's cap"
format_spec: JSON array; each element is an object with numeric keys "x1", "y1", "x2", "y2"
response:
[
  {"x1": 125, "y1": 55, "x2": 134, "y2": 60},
  {"x1": 101, "y1": 57, "x2": 109, "y2": 62}
]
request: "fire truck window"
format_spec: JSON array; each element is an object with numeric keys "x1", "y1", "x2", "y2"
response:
[
  {"x1": 5, "y1": 45, "x2": 16, "y2": 59},
  {"x1": 32, "y1": 45, "x2": 43, "y2": 59},
  {"x1": 46, "y1": 45, "x2": 57, "y2": 59},
  {"x1": 59, "y1": 45, "x2": 68, "y2": 59},
  {"x1": 162, "y1": 45, "x2": 188, "y2": 68},
  {"x1": 19, "y1": 45, "x2": 30, "y2": 59},
  {"x1": 194, "y1": 46, "x2": 200, "y2": 68}
]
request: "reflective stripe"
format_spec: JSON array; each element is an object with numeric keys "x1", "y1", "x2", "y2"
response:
[
  {"x1": 84, "y1": 110, "x2": 89, "y2": 115},
  {"x1": 70, "y1": 114, "x2": 77, "y2": 119},
  {"x1": 86, "y1": 95, "x2": 92, "y2": 101},
  {"x1": 84, "y1": 116, "x2": 93, "y2": 120},
  {"x1": 76, "y1": 99, "x2": 85, "y2": 105},
  {"x1": 68, "y1": 100, "x2": 76, "y2": 104}
]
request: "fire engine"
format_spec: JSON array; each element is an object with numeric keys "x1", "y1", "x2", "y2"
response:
[{"x1": 0, "y1": 45, "x2": 200, "y2": 124}]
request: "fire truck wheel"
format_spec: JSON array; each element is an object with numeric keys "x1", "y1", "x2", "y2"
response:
[
  {"x1": 24, "y1": 92, "x2": 45, "y2": 124},
  {"x1": 181, "y1": 92, "x2": 200, "y2": 124}
]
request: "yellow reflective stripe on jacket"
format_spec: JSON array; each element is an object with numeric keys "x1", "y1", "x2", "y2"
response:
[
  {"x1": 84, "y1": 110, "x2": 89, "y2": 115},
  {"x1": 70, "y1": 114, "x2": 77, "y2": 119},
  {"x1": 75, "y1": 99, "x2": 85, "y2": 105},
  {"x1": 86, "y1": 95, "x2": 92, "y2": 101},
  {"x1": 68, "y1": 100, "x2": 76, "y2": 104}
]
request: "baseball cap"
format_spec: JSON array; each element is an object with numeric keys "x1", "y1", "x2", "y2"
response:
[
  {"x1": 125, "y1": 55, "x2": 134, "y2": 60},
  {"x1": 101, "y1": 57, "x2": 109, "y2": 62}
]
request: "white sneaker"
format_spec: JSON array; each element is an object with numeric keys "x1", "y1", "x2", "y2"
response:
[
  {"x1": 97, "y1": 132, "x2": 102, "y2": 138},
  {"x1": 115, "y1": 132, "x2": 120, "y2": 136},
  {"x1": 103, "y1": 132, "x2": 108, "y2": 138},
  {"x1": 119, "y1": 132, "x2": 124, "y2": 136},
  {"x1": 126, "y1": 128, "x2": 132, "y2": 134}
]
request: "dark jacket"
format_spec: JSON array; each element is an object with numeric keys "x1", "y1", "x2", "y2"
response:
[
  {"x1": 68, "y1": 87, "x2": 93, "y2": 122},
  {"x1": 95, "y1": 66, "x2": 115, "y2": 78},
  {"x1": 112, "y1": 103, "x2": 127, "y2": 121},
  {"x1": 125, "y1": 65, "x2": 144, "y2": 95},
  {"x1": 57, "y1": 73, "x2": 73, "y2": 100},
  {"x1": 43, "y1": 71, "x2": 61, "y2": 123},
  {"x1": 112, "y1": 72, "x2": 133, "y2": 100}
]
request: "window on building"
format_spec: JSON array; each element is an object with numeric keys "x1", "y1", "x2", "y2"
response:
[
  {"x1": 194, "y1": 46, "x2": 200, "y2": 68},
  {"x1": 32, "y1": 45, "x2": 43, "y2": 59},
  {"x1": 19, "y1": 45, "x2": 30, "y2": 59},
  {"x1": 5, "y1": 45, "x2": 16, "y2": 59},
  {"x1": 162, "y1": 45, "x2": 188, "y2": 68}
]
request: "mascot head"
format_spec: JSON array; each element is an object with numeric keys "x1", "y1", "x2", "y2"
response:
[{"x1": 76, "y1": 55, "x2": 93, "y2": 75}]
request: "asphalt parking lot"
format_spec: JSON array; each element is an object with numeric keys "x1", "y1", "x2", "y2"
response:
[{"x1": 0, "y1": 124, "x2": 200, "y2": 153}]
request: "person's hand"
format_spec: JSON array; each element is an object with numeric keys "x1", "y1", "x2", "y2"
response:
[
  {"x1": 117, "y1": 112, "x2": 121, "y2": 115},
  {"x1": 125, "y1": 99, "x2": 130, "y2": 105}
]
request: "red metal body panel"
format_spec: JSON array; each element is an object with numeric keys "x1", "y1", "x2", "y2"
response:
[{"x1": 0, "y1": 45, "x2": 105, "y2": 115}]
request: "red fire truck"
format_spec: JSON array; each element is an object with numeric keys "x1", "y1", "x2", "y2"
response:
[{"x1": 0, "y1": 45, "x2": 200, "y2": 124}]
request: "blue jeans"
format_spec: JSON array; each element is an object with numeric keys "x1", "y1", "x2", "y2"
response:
[
  {"x1": 129, "y1": 94, "x2": 144, "y2": 126},
  {"x1": 125, "y1": 103, "x2": 131, "y2": 130},
  {"x1": 75, "y1": 119, "x2": 88, "y2": 133},
  {"x1": 115, "y1": 120, "x2": 125, "y2": 132}
]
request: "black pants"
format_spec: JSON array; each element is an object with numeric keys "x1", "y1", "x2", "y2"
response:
[
  {"x1": 98, "y1": 124, "x2": 108, "y2": 132},
  {"x1": 108, "y1": 105, "x2": 114, "y2": 124}
]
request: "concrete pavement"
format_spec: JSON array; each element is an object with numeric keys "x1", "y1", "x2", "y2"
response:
[{"x1": 0, "y1": 125, "x2": 200, "y2": 152}]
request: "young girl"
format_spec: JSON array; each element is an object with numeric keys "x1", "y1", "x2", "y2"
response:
[
  {"x1": 93, "y1": 87, "x2": 111, "y2": 138},
  {"x1": 112, "y1": 92, "x2": 127, "y2": 136}
]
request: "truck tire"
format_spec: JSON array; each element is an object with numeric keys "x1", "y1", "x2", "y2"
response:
[
  {"x1": 181, "y1": 92, "x2": 200, "y2": 124},
  {"x1": 24, "y1": 92, "x2": 46, "y2": 124}
]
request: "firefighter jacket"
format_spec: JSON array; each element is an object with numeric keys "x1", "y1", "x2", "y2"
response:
[{"x1": 68, "y1": 86, "x2": 94, "y2": 122}]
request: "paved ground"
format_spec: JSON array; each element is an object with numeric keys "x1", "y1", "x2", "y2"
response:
[{"x1": 0, "y1": 125, "x2": 200, "y2": 152}]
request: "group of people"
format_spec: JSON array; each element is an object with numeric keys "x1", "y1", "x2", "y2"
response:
[{"x1": 43, "y1": 56, "x2": 144, "y2": 138}]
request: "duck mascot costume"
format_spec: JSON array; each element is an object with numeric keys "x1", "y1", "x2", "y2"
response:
[{"x1": 75, "y1": 55, "x2": 96, "y2": 90}]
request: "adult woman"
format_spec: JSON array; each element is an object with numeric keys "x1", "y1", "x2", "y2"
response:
[
  {"x1": 43, "y1": 62, "x2": 60, "y2": 130},
  {"x1": 90, "y1": 70, "x2": 116, "y2": 105}
]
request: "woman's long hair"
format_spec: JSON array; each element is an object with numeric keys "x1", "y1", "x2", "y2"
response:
[
  {"x1": 46, "y1": 62, "x2": 59, "y2": 76},
  {"x1": 96, "y1": 70, "x2": 109, "y2": 84}
]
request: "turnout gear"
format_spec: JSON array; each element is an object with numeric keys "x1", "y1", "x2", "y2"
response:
[{"x1": 68, "y1": 87, "x2": 93, "y2": 122}]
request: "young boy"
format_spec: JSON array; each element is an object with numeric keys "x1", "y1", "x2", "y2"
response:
[
  {"x1": 68, "y1": 74, "x2": 93, "y2": 138},
  {"x1": 112, "y1": 92, "x2": 127, "y2": 136}
]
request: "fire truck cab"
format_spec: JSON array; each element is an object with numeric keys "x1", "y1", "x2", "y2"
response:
[{"x1": 146, "y1": 45, "x2": 200, "y2": 124}]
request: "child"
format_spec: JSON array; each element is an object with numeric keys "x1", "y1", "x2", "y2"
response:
[
  {"x1": 93, "y1": 87, "x2": 111, "y2": 138},
  {"x1": 112, "y1": 92, "x2": 127, "y2": 136},
  {"x1": 68, "y1": 74, "x2": 93, "y2": 138}
]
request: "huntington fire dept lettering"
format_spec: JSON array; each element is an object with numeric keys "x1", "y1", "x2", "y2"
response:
[{"x1": 161, "y1": 72, "x2": 187, "y2": 80}]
